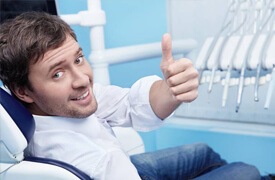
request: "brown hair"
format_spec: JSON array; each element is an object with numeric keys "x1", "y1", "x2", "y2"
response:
[{"x1": 0, "y1": 11, "x2": 77, "y2": 90}]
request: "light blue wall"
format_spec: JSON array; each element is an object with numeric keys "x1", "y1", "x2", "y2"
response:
[{"x1": 103, "y1": 0, "x2": 167, "y2": 87}]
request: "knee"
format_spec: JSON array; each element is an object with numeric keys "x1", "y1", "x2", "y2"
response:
[
  {"x1": 230, "y1": 162, "x2": 261, "y2": 180},
  {"x1": 179, "y1": 142, "x2": 211, "y2": 151},
  {"x1": 193, "y1": 143, "x2": 212, "y2": 151},
  {"x1": 189, "y1": 143, "x2": 216, "y2": 155},
  {"x1": 182, "y1": 143, "x2": 227, "y2": 165}
]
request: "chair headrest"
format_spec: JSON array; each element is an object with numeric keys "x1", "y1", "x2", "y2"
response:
[
  {"x1": 0, "y1": 87, "x2": 35, "y2": 143},
  {"x1": 0, "y1": 87, "x2": 35, "y2": 163}
]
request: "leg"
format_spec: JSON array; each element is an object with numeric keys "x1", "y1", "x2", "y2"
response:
[
  {"x1": 130, "y1": 143, "x2": 227, "y2": 180},
  {"x1": 194, "y1": 162, "x2": 261, "y2": 180}
]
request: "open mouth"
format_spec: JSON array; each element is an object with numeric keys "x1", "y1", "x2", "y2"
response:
[{"x1": 72, "y1": 91, "x2": 89, "y2": 101}]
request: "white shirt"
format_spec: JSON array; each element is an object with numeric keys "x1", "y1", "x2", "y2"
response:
[{"x1": 25, "y1": 76, "x2": 164, "y2": 180}]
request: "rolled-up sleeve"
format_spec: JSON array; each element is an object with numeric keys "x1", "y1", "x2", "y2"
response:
[{"x1": 128, "y1": 75, "x2": 164, "y2": 131}]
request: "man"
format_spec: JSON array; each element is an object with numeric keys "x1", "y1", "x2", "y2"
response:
[{"x1": 0, "y1": 12, "x2": 263, "y2": 179}]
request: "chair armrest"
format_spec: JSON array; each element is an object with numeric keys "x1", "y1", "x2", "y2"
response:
[{"x1": 112, "y1": 127, "x2": 145, "y2": 155}]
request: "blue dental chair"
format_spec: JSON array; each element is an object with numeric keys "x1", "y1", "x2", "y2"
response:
[{"x1": 0, "y1": 87, "x2": 92, "y2": 179}]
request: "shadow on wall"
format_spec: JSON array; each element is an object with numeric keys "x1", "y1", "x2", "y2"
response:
[{"x1": 0, "y1": 0, "x2": 57, "y2": 22}]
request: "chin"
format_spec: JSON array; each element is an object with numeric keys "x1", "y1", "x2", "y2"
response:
[{"x1": 72, "y1": 104, "x2": 97, "y2": 118}]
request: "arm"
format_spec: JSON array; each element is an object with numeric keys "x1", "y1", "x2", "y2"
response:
[{"x1": 149, "y1": 33, "x2": 199, "y2": 119}]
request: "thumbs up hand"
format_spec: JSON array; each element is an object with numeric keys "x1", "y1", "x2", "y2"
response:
[
  {"x1": 160, "y1": 33, "x2": 199, "y2": 103},
  {"x1": 149, "y1": 33, "x2": 198, "y2": 119}
]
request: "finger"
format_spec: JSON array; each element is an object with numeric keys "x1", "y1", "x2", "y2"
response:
[
  {"x1": 173, "y1": 89, "x2": 198, "y2": 103},
  {"x1": 161, "y1": 33, "x2": 174, "y2": 65},
  {"x1": 165, "y1": 59, "x2": 193, "y2": 77},
  {"x1": 169, "y1": 78, "x2": 199, "y2": 96},
  {"x1": 166, "y1": 67, "x2": 198, "y2": 87}
]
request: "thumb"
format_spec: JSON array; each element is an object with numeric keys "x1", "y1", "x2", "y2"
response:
[{"x1": 161, "y1": 33, "x2": 174, "y2": 66}]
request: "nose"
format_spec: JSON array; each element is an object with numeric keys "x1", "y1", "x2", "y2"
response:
[{"x1": 71, "y1": 68, "x2": 90, "y2": 89}]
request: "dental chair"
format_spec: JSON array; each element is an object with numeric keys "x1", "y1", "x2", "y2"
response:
[{"x1": 0, "y1": 86, "x2": 144, "y2": 179}]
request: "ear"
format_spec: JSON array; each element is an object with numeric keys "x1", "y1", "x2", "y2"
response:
[{"x1": 11, "y1": 85, "x2": 34, "y2": 103}]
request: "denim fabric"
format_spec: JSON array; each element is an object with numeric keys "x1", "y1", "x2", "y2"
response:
[
  {"x1": 130, "y1": 143, "x2": 261, "y2": 180},
  {"x1": 195, "y1": 162, "x2": 260, "y2": 180}
]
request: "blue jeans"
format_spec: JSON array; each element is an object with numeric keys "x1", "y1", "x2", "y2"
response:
[{"x1": 130, "y1": 143, "x2": 261, "y2": 180}]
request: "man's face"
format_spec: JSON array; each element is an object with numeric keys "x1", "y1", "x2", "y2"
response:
[{"x1": 25, "y1": 36, "x2": 97, "y2": 118}]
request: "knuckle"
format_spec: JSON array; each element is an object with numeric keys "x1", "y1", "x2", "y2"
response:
[
  {"x1": 187, "y1": 68, "x2": 199, "y2": 80},
  {"x1": 167, "y1": 77, "x2": 176, "y2": 86},
  {"x1": 170, "y1": 87, "x2": 177, "y2": 95},
  {"x1": 174, "y1": 96, "x2": 182, "y2": 102},
  {"x1": 184, "y1": 59, "x2": 193, "y2": 66},
  {"x1": 178, "y1": 91, "x2": 198, "y2": 103},
  {"x1": 166, "y1": 66, "x2": 173, "y2": 75}
]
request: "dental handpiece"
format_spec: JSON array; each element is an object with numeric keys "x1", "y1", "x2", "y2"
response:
[
  {"x1": 198, "y1": 37, "x2": 220, "y2": 84},
  {"x1": 199, "y1": 0, "x2": 240, "y2": 86},
  {"x1": 209, "y1": 1, "x2": 249, "y2": 93},
  {"x1": 236, "y1": 31, "x2": 260, "y2": 112},
  {"x1": 254, "y1": 31, "x2": 273, "y2": 101},
  {"x1": 236, "y1": 3, "x2": 274, "y2": 112},
  {"x1": 236, "y1": 65, "x2": 246, "y2": 112},
  {"x1": 254, "y1": 13, "x2": 275, "y2": 101},
  {"x1": 222, "y1": 35, "x2": 244, "y2": 107},
  {"x1": 208, "y1": 36, "x2": 229, "y2": 93},
  {"x1": 223, "y1": 0, "x2": 259, "y2": 107}
]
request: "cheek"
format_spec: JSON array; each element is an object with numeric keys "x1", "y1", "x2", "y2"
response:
[{"x1": 33, "y1": 85, "x2": 68, "y2": 104}]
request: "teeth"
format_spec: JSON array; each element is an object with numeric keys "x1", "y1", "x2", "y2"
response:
[{"x1": 76, "y1": 91, "x2": 88, "y2": 100}]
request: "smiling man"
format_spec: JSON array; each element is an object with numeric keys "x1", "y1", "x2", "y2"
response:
[
  {"x1": 23, "y1": 36, "x2": 97, "y2": 118},
  {"x1": 0, "y1": 12, "x2": 263, "y2": 180}
]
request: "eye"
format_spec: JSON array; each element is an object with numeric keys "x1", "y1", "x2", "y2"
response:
[
  {"x1": 75, "y1": 55, "x2": 84, "y2": 64},
  {"x1": 53, "y1": 71, "x2": 64, "y2": 79}
]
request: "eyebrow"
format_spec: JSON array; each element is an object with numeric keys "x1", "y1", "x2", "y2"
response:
[
  {"x1": 48, "y1": 47, "x2": 83, "y2": 74},
  {"x1": 75, "y1": 47, "x2": 83, "y2": 56}
]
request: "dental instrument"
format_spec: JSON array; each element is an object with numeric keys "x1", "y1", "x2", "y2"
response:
[
  {"x1": 221, "y1": 0, "x2": 255, "y2": 106},
  {"x1": 235, "y1": 0, "x2": 274, "y2": 112},
  {"x1": 197, "y1": 0, "x2": 237, "y2": 84},
  {"x1": 208, "y1": 0, "x2": 248, "y2": 93},
  {"x1": 222, "y1": 36, "x2": 243, "y2": 107},
  {"x1": 254, "y1": 4, "x2": 275, "y2": 101},
  {"x1": 254, "y1": 31, "x2": 274, "y2": 101}
]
